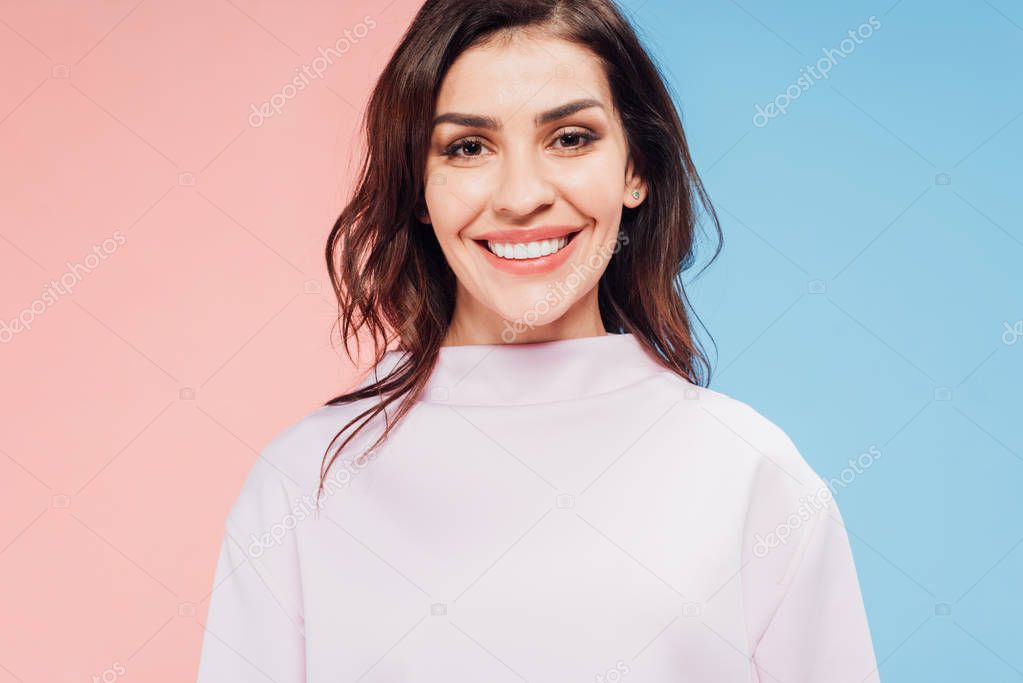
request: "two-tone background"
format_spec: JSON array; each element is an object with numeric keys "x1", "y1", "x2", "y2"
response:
[{"x1": 1, "y1": 0, "x2": 1020, "y2": 680}]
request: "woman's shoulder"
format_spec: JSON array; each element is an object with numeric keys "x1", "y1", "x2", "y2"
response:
[
  {"x1": 653, "y1": 373, "x2": 826, "y2": 492},
  {"x1": 225, "y1": 398, "x2": 383, "y2": 522}
]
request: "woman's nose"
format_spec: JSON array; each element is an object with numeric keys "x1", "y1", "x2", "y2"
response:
[{"x1": 490, "y1": 146, "x2": 556, "y2": 218}]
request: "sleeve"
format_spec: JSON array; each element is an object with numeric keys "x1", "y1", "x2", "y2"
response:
[
  {"x1": 749, "y1": 496, "x2": 880, "y2": 683},
  {"x1": 196, "y1": 457, "x2": 307, "y2": 682}
]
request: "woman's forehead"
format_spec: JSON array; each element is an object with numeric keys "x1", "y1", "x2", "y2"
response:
[{"x1": 435, "y1": 35, "x2": 611, "y2": 113}]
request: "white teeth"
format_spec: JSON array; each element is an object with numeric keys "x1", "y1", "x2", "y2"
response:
[{"x1": 487, "y1": 236, "x2": 569, "y2": 260}]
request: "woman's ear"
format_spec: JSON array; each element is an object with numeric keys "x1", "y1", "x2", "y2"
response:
[
  {"x1": 623, "y1": 157, "x2": 647, "y2": 208},
  {"x1": 415, "y1": 204, "x2": 431, "y2": 224}
]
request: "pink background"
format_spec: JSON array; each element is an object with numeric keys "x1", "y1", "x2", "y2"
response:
[{"x1": 0, "y1": 1, "x2": 414, "y2": 680}]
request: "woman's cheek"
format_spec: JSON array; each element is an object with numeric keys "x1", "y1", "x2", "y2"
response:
[
  {"x1": 426, "y1": 186, "x2": 474, "y2": 237},
  {"x1": 561, "y1": 158, "x2": 621, "y2": 203}
]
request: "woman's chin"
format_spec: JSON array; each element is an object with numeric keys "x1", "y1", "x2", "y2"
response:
[{"x1": 486, "y1": 299, "x2": 566, "y2": 336}]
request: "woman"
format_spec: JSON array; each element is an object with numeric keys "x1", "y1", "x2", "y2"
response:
[{"x1": 197, "y1": 0, "x2": 880, "y2": 681}]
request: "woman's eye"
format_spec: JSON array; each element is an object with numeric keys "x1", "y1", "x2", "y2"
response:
[
  {"x1": 551, "y1": 128, "x2": 597, "y2": 151},
  {"x1": 440, "y1": 128, "x2": 597, "y2": 161},
  {"x1": 442, "y1": 137, "x2": 489, "y2": 158}
]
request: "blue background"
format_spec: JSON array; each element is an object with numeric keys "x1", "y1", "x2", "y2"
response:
[{"x1": 622, "y1": 0, "x2": 1023, "y2": 679}]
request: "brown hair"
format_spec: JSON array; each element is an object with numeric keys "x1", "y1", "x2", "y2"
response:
[{"x1": 317, "y1": 0, "x2": 722, "y2": 500}]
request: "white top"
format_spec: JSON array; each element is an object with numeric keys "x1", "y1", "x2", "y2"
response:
[{"x1": 196, "y1": 332, "x2": 880, "y2": 682}]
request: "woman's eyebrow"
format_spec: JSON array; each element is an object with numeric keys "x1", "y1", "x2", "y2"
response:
[{"x1": 431, "y1": 98, "x2": 604, "y2": 130}]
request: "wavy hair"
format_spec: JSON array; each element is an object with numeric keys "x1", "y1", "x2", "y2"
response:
[{"x1": 317, "y1": 0, "x2": 722, "y2": 500}]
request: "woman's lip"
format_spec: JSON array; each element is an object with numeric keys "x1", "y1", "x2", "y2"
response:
[
  {"x1": 474, "y1": 225, "x2": 585, "y2": 242},
  {"x1": 474, "y1": 229, "x2": 582, "y2": 276}
]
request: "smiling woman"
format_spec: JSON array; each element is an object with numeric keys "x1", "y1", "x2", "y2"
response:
[
  {"x1": 196, "y1": 1, "x2": 880, "y2": 681},
  {"x1": 423, "y1": 39, "x2": 644, "y2": 316}
]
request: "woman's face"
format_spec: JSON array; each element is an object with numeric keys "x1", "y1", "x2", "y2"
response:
[{"x1": 421, "y1": 33, "x2": 645, "y2": 344}]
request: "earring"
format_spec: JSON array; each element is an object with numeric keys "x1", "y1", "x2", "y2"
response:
[{"x1": 631, "y1": 190, "x2": 641, "y2": 200}]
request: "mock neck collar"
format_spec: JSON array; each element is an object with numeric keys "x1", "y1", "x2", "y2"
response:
[{"x1": 373, "y1": 332, "x2": 672, "y2": 407}]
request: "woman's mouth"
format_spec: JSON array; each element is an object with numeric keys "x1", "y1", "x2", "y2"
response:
[
  {"x1": 471, "y1": 228, "x2": 583, "y2": 275},
  {"x1": 479, "y1": 230, "x2": 579, "y2": 260}
]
